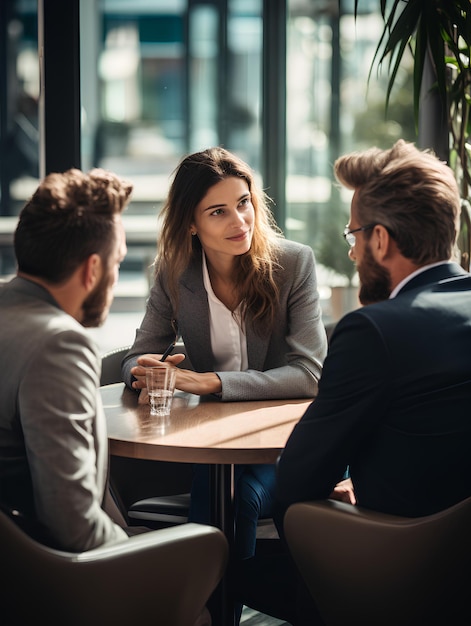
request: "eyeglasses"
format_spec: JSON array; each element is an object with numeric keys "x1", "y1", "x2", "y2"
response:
[{"x1": 343, "y1": 223, "x2": 376, "y2": 247}]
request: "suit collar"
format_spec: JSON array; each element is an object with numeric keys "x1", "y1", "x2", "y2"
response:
[
  {"x1": 11, "y1": 275, "x2": 61, "y2": 309},
  {"x1": 396, "y1": 262, "x2": 468, "y2": 296}
]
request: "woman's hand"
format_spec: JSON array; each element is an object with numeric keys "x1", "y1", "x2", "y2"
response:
[
  {"x1": 131, "y1": 353, "x2": 185, "y2": 390},
  {"x1": 131, "y1": 353, "x2": 222, "y2": 396},
  {"x1": 171, "y1": 369, "x2": 222, "y2": 396}
]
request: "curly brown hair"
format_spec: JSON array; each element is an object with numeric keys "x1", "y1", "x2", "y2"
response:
[{"x1": 15, "y1": 168, "x2": 133, "y2": 283}]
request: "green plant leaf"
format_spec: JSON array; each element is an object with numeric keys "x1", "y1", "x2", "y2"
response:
[
  {"x1": 413, "y1": 14, "x2": 428, "y2": 128},
  {"x1": 369, "y1": 0, "x2": 421, "y2": 113},
  {"x1": 424, "y1": 7, "x2": 447, "y2": 100},
  {"x1": 354, "y1": 0, "x2": 471, "y2": 199}
]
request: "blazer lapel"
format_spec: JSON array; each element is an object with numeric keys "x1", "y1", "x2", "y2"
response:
[
  {"x1": 178, "y1": 256, "x2": 271, "y2": 372},
  {"x1": 246, "y1": 315, "x2": 269, "y2": 370},
  {"x1": 178, "y1": 260, "x2": 214, "y2": 372}
]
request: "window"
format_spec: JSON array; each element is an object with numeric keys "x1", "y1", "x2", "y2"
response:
[{"x1": 0, "y1": 0, "x2": 415, "y2": 346}]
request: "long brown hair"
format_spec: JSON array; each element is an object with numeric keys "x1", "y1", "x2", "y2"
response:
[{"x1": 156, "y1": 147, "x2": 284, "y2": 331}]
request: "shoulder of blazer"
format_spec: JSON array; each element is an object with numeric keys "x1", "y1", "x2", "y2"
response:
[
  {"x1": 274, "y1": 238, "x2": 314, "y2": 273},
  {"x1": 276, "y1": 238, "x2": 312, "y2": 258}
]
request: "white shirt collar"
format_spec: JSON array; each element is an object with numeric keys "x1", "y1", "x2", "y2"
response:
[
  {"x1": 389, "y1": 261, "x2": 451, "y2": 299},
  {"x1": 202, "y1": 251, "x2": 248, "y2": 371}
]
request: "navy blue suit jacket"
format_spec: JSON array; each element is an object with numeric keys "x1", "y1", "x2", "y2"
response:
[{"x1": 277, "y1": 262, "x2": 471, "y2": 517}]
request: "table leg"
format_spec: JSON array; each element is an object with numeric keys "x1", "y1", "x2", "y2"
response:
[{"x1": 210, "y1": 464, "x2": 235, "y2": 626}]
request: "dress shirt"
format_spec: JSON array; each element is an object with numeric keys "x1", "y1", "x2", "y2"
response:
[{"x1": 202, "y1": 251, "x2": 248, "y2": 372}]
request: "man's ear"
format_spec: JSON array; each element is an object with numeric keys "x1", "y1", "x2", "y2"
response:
[
  {"x1": 82, "y1": 253, "x2": 102, "y2": 291},
  {"x1": 371, "y1": 224, "x2": 393, "y2": 262}
]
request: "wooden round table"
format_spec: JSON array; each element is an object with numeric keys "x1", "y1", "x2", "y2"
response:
[{"x1": 101, "y1": 383, "x2": 312, "y2": 626}]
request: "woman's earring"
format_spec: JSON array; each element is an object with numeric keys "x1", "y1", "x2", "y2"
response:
[{"x1": 191, "y1": 231, "x2": 197, "y2": 236}]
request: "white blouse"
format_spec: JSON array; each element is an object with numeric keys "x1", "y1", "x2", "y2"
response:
[{"x1": 202, "y1": 252, "x2": 248, "y2": 372}]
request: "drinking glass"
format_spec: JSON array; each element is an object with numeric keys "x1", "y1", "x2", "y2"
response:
[{"x1": 145, "y1": 365, "x2": 177, "y2": 417}]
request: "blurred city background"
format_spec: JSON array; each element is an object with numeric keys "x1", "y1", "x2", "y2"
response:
[{"x1": 0, "y1": 0, "x2": 416, "y2": 354}]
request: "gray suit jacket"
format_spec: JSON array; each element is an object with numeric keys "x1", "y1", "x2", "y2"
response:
[
  {"x1": 0, "y1": 277, "x2": 127, "y2": 551},
  {"x1": 122, "y1": 239, "x2": 327, "y2": 400}
]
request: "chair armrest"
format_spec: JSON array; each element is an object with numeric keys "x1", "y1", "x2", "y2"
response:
[
  {"x1": 8, "y1": 522, "x2": 228, "y2": 626},
  {"x1": 75, "y1": 521, "x2": 216, "y2": 561}
]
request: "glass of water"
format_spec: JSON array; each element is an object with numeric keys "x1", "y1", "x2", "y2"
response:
[{"x1": 145, "y1": 365, "x2": 177, "y2": 417}]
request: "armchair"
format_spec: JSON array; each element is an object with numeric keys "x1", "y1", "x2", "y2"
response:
[
  {"x1": 1, "y1": 508, "x2": 228, "y2": 626},
  {"x1": 284, "y1": 497, "x2": 471, "y2": 626}
]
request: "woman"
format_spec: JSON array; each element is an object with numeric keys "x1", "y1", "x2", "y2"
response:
[{"x1": 121, "y1": 147, "x2": 327, "y2": 562}]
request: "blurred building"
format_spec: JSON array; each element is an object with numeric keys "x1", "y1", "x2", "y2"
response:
[{"x1": 0, "y1": 0, "x2": 416, "y2": 338}]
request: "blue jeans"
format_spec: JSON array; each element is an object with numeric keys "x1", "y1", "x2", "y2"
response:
[{"x1": 188, "y1": 463, "x2": 276, "y2": 560}]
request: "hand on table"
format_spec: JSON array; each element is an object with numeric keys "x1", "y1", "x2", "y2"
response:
[
  {"x1": 132, "y1": 354, "x2": 185, "y2": 404},
  {"x1": 132, "y1": 353, "x2": 222, "y2": 397}
]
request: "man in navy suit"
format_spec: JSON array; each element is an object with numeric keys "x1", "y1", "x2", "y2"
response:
[
  {"x1": 277, "y1": 138, "x2": 471, "y2": 517},
  {"x1": 237, "y1": 139, "x2": 471, "y2": 625}
]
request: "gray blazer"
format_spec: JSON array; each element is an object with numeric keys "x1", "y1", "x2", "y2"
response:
[
  {"x1": 122, "y1": 239, "x2": 327, "y2": 401},
  {"x1": 0, "y1": 277, "x2": 127, "y2": 551}
]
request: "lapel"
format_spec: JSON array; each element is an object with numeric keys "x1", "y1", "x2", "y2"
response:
[
  {"x1": 178, "y1": 259, "x2": 214, "y2": 372},
  {"x1": 177, "y1": 257, "x2": 271, "y2": 371},
  {"x1": 245, "y1": 313, "x2": 269, "y2": 370}
]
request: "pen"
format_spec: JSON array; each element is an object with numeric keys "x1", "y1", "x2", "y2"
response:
[{"x1": 160, "y1": 340, "x2": 176, "y2": 362}]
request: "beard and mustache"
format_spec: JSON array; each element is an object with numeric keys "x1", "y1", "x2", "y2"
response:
[
  {"x1": 80, "y1": 266, "x2": 115, "y2": 328},
  {"x1": 357, "y1": 243, "x2": 392, "y2": 306}
]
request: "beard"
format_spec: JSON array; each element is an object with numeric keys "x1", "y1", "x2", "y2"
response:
[
  {"x1": 357, "y1": 244, "x2": 392, "y2": 305},
  {"x1": 81, "y1": 268, "x2": 114, "y2": 328}
]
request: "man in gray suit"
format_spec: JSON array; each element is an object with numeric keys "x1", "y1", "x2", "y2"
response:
[{"x1": 0, "y1": 167, "x2": 132, "y2": 552}]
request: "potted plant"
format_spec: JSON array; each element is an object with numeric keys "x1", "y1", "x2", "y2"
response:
[{"x1": 354, "y1": 0, "x2": 471, "y2": 270}]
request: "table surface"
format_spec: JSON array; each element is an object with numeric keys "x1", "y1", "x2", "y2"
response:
[{"x1": 101, "y1": 383, "x2": 312, "y2": 465}]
